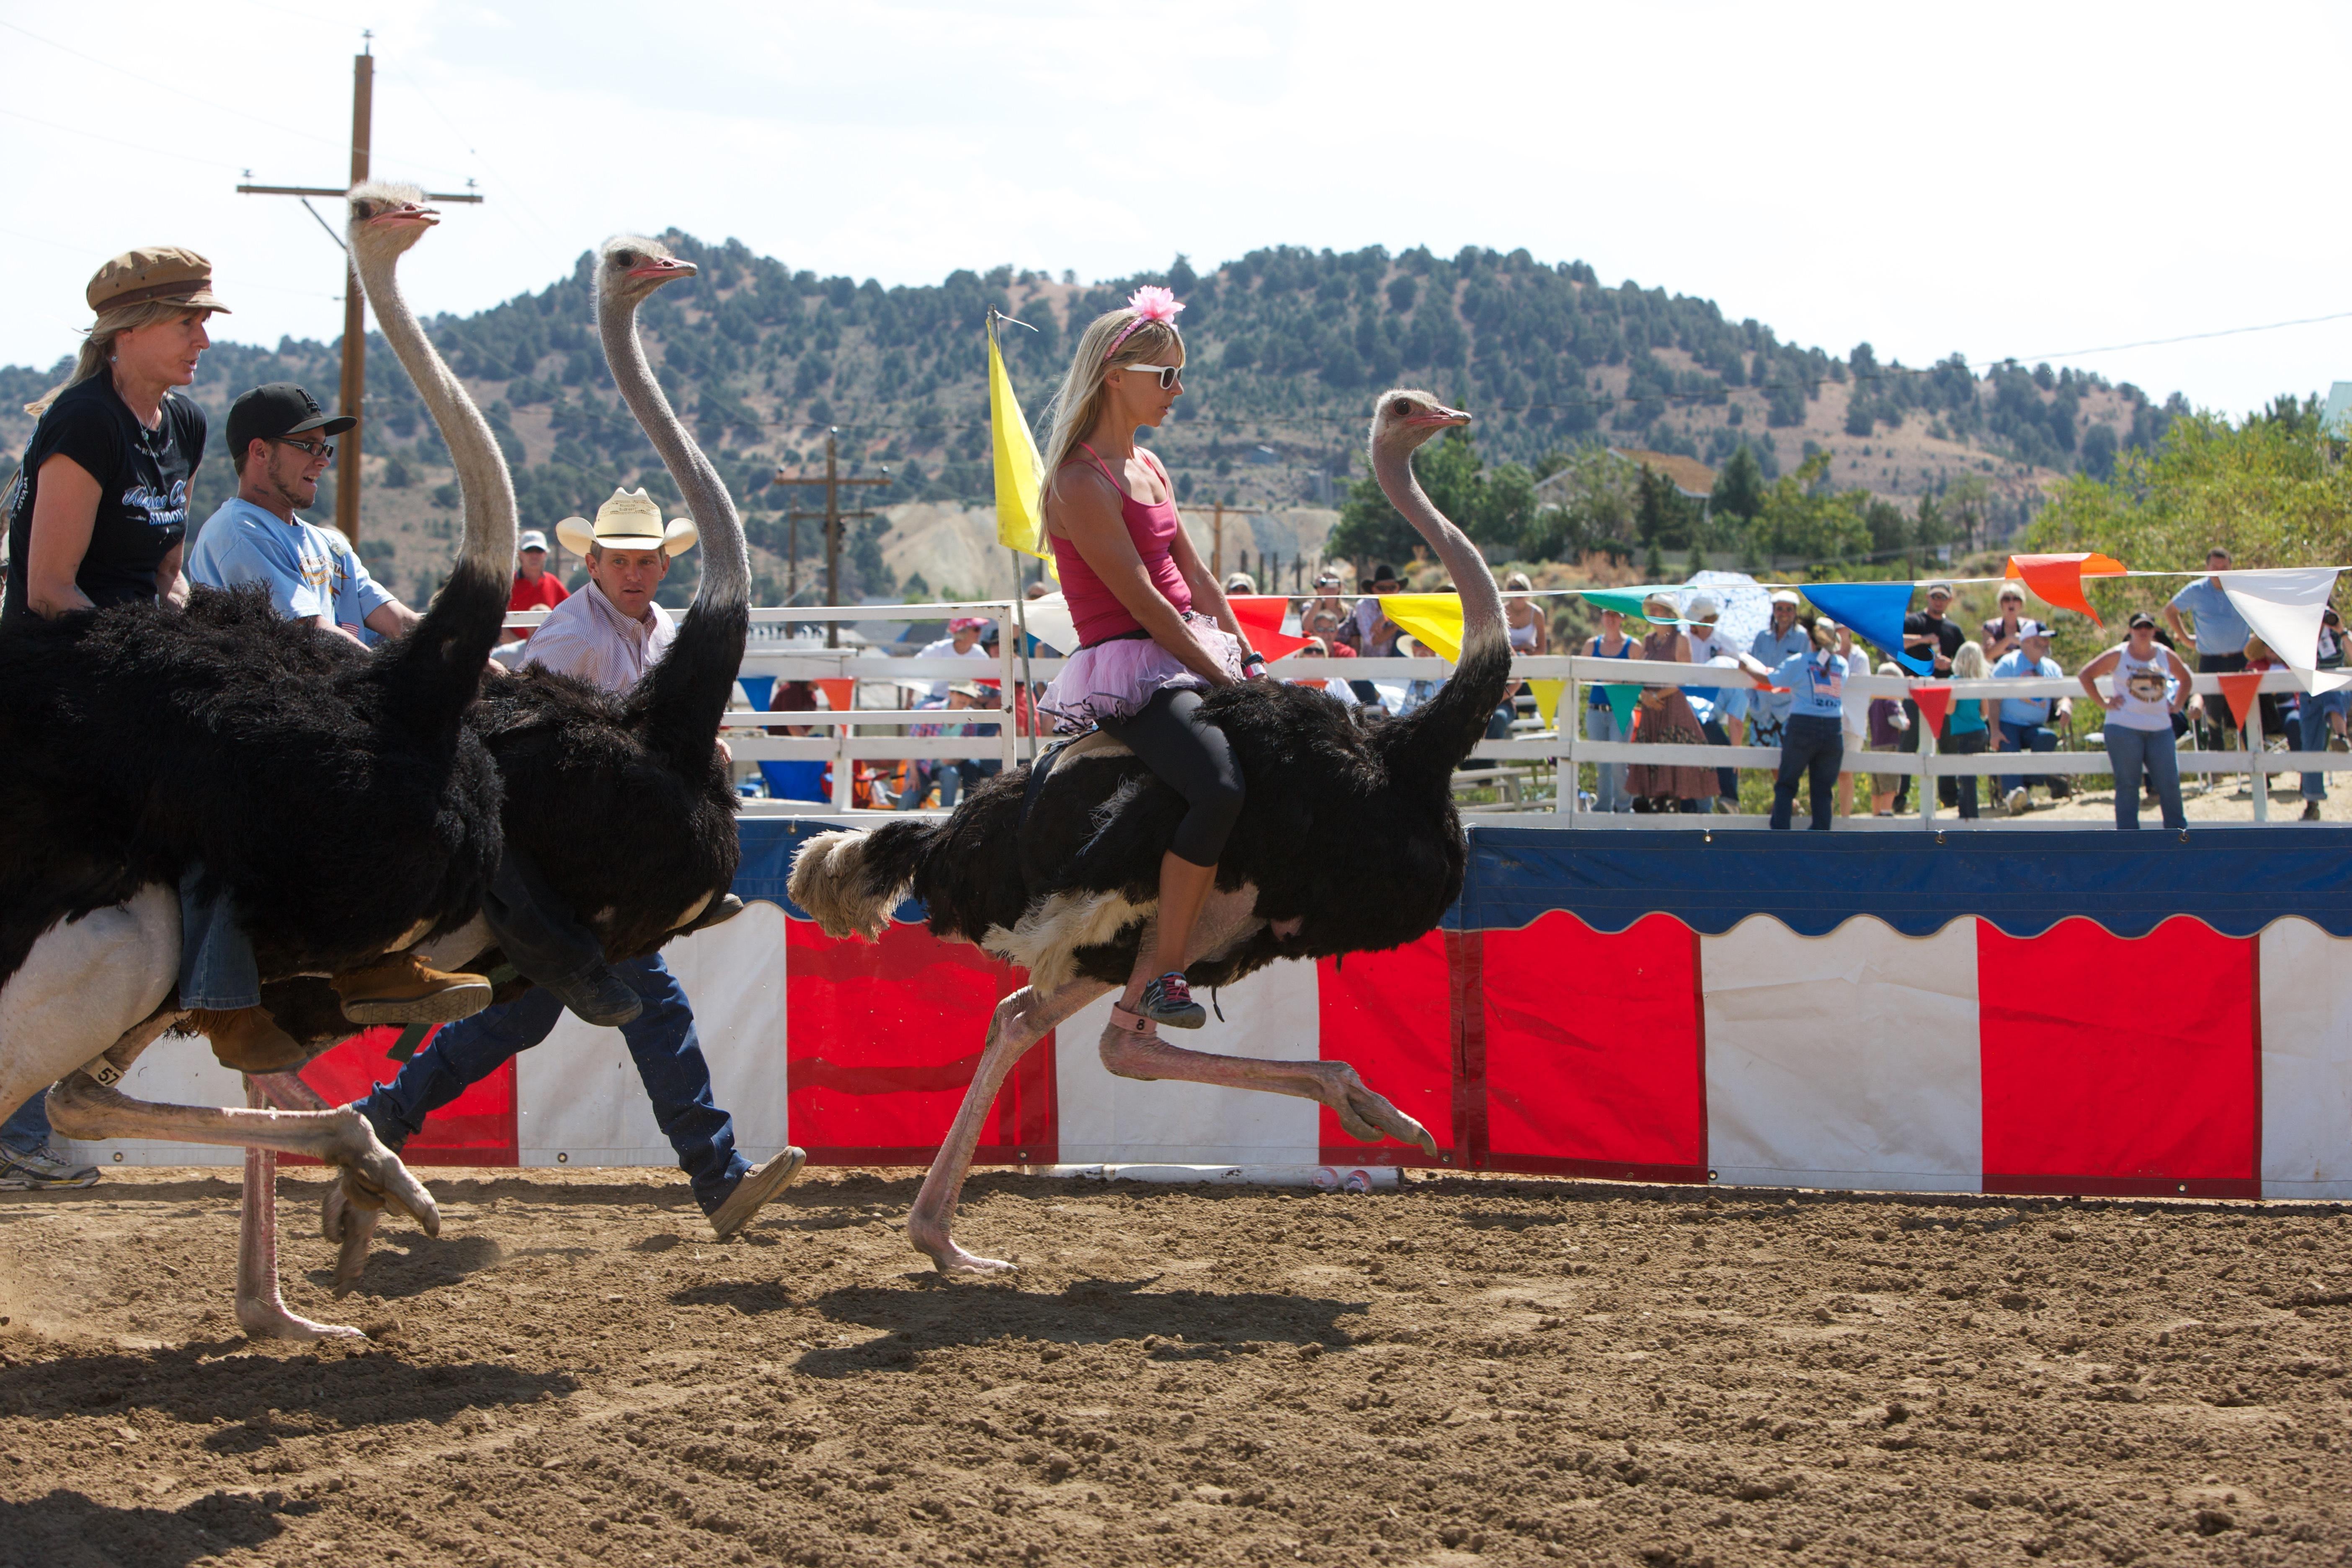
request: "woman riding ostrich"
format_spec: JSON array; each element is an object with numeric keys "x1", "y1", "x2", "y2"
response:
[
  {"x1": 791, "y1": 288, "x2": 1505, "y2": 1274},
  {"x1": 0, "y1": 184, "x2": 524, "y2": 1334}
]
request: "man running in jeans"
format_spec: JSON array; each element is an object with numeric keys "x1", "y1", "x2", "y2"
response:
[{"x1": 348, "y1": 490, "x2": 802, "y2": 1239}]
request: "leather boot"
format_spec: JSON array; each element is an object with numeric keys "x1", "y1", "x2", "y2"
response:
[
  {"x1": 194, "y1": 1007, "x2": 313, "y2": 1074},
  {"x1": 330, "y1": 953, "x2": 493, "y2": 1026}
]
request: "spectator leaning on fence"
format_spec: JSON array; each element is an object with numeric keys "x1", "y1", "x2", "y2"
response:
[
  {"x1": 1867, "y1": 663, "x2": 1910, "y2": 816},
  {"x1": 1746, "y1": 589, "x2": 1810, "y2": 746},
  {"x1": 1991, "y1": 620, "x2": 2072, "y2": 815},
  {"x1": 2164, "y1": 547, "x2": 2249, "y2": 751},
  {"x1": 2300, "y1": 604, "x2": 2351, "y2": 820},
  {"x1": 1581, "y1": 606, "x2": 1636, "y2": 813},
  {"x1": 1684, "y1": 594, "x2": 1741, "y2": 805},
  {"x1": 2080, "y1": 611, "x2": 2192, "y2": 832},
  {"x1": 1767, "y1": 616, "x2": 1848, "y2": 831}
]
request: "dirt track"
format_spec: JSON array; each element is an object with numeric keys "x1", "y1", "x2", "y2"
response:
[{"x1": 4, "y1": 1166, "x2": 2350, "y2": 1566}]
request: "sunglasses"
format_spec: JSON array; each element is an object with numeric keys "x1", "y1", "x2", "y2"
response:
[
  {"x1": 1124, "y1": 363, "x2": 1184, "y2": 390},
  {"x1": 273, "y1": 436, "x2": 335, "y2": 461}
]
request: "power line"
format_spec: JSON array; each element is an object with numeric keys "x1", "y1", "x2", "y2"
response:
[
  {"x1": 0, "y1": 106, "x2": 243, "y2": 171},
  {"x1": 0, "y1": 18, "x2": 348, "y2": 154},
  {"x1": 384, "y1": 65, "x2": 556, "y2": 243}
]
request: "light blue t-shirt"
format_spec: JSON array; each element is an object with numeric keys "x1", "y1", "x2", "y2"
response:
[
  {"x1": 1749, "y1": 623, "x2": 1812, "y2": 727},
  {"x1": 1991, "y1": 650, "x2": 2063, "y2": 726},
  {"x1": 1771, "y1": 649, "x2": 1847, "y2": 720},
  {"x1": 186, "y1": 498, "x2": 392, "y2": 633},
  {"x1": 323, "y1": 529, "x2": 395, "y2": 644},
  {"x1": 2167, "y1": 578, "x2": 2249, "y2": 656}
]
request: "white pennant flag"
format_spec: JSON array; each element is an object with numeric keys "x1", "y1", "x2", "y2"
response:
[{"x1": 2218, "y1": 568, "x2": 2349, "y2": 692}]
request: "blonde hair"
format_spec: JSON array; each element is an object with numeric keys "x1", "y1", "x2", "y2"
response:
[
  {"x1": 1952, "y1": 642, "x2": 1988, "y2": 679},
  {"x1": 25, "y1": 300, "x2": 205, "y2": 417},
  {"x1": 1039, "y1": 307, "x2": 1183, "y2": 500},
  {"x1": 1504, "y1": 571, "x2": 1534, "y2": 592}
]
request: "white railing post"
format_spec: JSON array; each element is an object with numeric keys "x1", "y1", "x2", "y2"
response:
[
  {"x1": 1919, "y1": 712, "x2": 1938, "y2": 827},
  {"x1": 1558, "y1": 657, "x2": 1579, "y2": 823},
  {"x1": 2248, "y1": 689, "x2": 2268, "y2": 823},
  {"x1": 832, "y1": 661, "x2": 854, "y2": 810}
]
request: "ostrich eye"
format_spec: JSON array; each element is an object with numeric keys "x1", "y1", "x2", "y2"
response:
[
  {"x1": 1390, "y1": 399, "x2": 1412, "y2": 417},
  {"x1": 615, "y1": 250, "x2": 639, "y2": 268}
]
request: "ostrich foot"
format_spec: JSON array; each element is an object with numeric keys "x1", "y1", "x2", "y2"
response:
[
  {"x1": 237, "y1": 1114, "x2": 362, "y2": 1341},
  {"x1": 908, "y1": 1215, "x2": 1019, "y2": 1278},
  {"x1": 1313, "y1": 1061, "x2": 1440, "y2": 1156},
  {"x1": 320, "y1": 1183, "x2": 382, "y2": 1297}
]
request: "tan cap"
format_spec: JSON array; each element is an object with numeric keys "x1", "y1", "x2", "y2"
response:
[
  {"x1": 87, "y1": 245, "x2": 230, "y2": 315},
  {"x1": 555, "y1": 487, "x2": 697, "y2": 557}
]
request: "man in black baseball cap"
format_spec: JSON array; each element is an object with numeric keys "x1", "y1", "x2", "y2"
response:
[{"x1": 225, "y1": 383, "x2": 355, "y2": 480}]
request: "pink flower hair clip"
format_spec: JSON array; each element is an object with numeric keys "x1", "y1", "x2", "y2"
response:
[{"x1": 1104, "y1": 284, "x2": 1185, "y2": 359}]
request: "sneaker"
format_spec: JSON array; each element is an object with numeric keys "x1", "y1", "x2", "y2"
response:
[
  {"x1": 543, "y1": 963, "x2": 644, "y2": 1028},
  {"x1": 2304, "y1": 799, "x2": 2323, "y2": 822},
  {"x1": 2006, "y1": 787, "x2": 2030, "y2": 815},
  {"x1": 678, "y1": 893, "x2": 746, "y2": 935},
  {"x1": 0, "y1": 1143, "x2": 99, "y2": 1191},
  {"x1": 707, "y1": 1147, "x2": 808, "y2": 1241},
  {"x1": 331, "y1": 953, "x2": 493, "y2": 1026},
  {"x1": 1138, "y1": 972, "x2": 1207, "y2": 1029},
  {"x1": 2332, "y1": 734, "x2": 2349, "y2": 754}
]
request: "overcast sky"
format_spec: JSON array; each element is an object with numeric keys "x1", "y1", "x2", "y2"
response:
[{"x1": 7, "y1": 0, "x2": 2349, "y2": 419}]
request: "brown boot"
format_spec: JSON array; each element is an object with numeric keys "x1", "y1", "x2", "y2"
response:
[
  {"x1": 193, "y1": 1007, "x2": 312, "y2": 1074},
  {"x1": 330, "y1": 953, "x2": 493, "y2": 1026}
]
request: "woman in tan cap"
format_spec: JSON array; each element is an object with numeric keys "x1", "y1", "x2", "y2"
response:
[{"x1": 3, "y1": 246, "x2": 228, "y2": 627}]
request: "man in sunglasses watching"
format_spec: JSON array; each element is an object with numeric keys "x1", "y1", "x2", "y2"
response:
[{"x1": 185, "y1": 382, "x2": 418, "y2": 647}]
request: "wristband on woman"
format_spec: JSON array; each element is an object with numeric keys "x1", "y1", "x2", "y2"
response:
[{"x1": 1240, "y1": 651, "x2": 1266, "y2": 670}]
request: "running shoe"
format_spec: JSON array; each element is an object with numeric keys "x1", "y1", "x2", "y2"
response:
[
  {"x1": 0, "y1": 1143, "x2": 99, "y2": 1191},
  {"x1": 1138, "y1": 972, "x2": 1207, "y2": 1029}
]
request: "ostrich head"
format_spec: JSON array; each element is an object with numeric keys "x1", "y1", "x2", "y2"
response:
[
  {"x1": 598, "y1": 235, "x2": 698, "y2": 311},
  {"x1": 1368, "y1": 389, "x2": 1471, "y2": 462},
  {"x1": 346, "y1": 181, "x2": 439, "y2": 262}
]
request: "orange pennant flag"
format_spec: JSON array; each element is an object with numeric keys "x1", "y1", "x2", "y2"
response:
[
  {"x1": 2216, "y1": 670, "x2": 2265, "y2": 730},
  {"x1": 1911, "y1": 683, "x2": 1954, "y2": 736},
  {"x1": 815, "y1": 678, "x2": 854, "y2": 717},
  {"x1": 2007, "y1": 552, "x2": 2127, "y2": 625}
]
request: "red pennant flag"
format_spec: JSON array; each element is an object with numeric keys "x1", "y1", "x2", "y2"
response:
[
  {"x1": 1911, "y1": 683, "x2": 1954, "y2": 736},
  {"x1": 815, "y1": 678, "x2": 854, "y2": 717},
  {"x1": 2217, "y1": 671, "x2": 2265, "y2": 730},
  {"x1": 1228, "y1": 595, "x2": 1313, "y2": 660},
  {"x1": 2007, "y1": 552, "x2": 2127, "y2": 625}
]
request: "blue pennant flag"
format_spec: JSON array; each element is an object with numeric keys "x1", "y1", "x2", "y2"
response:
[{"x1": 1800, "y1": 582, "x2": 1931, "y2": 675}]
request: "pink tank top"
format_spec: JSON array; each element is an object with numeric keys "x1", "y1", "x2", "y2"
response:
[{"x1": 1049, "y1": 445, "x2": 1194, "y2": 647}]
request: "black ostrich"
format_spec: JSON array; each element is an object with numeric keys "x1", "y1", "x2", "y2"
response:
[
  {"x1": 789, "y1": 390, "x2": 1504, "y2": 1273},
  {"x1": 0, "y1": 182, "x2": 519, "y2": 1333},
  {"x1": 317, "y1": 232, "x2": 756, "y2": 1286}
]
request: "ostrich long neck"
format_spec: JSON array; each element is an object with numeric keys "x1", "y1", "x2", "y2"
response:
[
  {"x1": 600, "y1": 284, "x2": 750, "y2": 772},
  {"x1": 353, "y1": 243, "x2": 515, "y2": 586},
  {"x1": 1369, "y1": 436, "x2": 1513, "y2": 789},
  {"x1": 1371, "y1": 440, "x2": 1506, "y2": 654}
]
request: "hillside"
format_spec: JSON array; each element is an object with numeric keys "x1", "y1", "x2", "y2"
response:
[{"x1": 0, "y1": 240, "x2": 2187, "y2": 608}]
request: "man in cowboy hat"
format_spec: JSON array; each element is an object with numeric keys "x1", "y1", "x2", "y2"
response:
[
  {"x1": 350, "y1": 486, "x2": 799, "y2": 1242},
  {"x1": 528, "y1": 487, "x2": 699, "y2": 687}
]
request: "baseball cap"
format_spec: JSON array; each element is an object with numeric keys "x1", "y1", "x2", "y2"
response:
[
  {"x1": 87, "y1": 245, "x2": 231, "y2": 315},
  {"x1": 226, "y1": 383, "x2": 356, "y2": 460},
  {"x1": 2128, "y1": 611, "x2": 2157, "y2": 630},
  {"x1": 2018, "y1": 619, "x2": 2052, "y2": 640},
  {"x1": 1923, "y1": 580, "x2": 1956, "y2": 598},
  {"x1": 1685, "y1": 593, "x2": 1719, "y2": 622},
  {"x1": 518, "y1": 529, "x2": 549, "y2": 553},
  {"x1": 948, "y1": 616, "x2": 989, "y2": 633}
]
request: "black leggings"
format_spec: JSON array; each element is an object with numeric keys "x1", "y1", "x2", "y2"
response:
[{"x1": 1104, "y1": 686, "x2": 1246, "y2": 867}]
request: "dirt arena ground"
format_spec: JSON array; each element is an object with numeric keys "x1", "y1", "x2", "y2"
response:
[{"x1": 3, "y1": 1166, "x2": 2349, "y2": 1567}]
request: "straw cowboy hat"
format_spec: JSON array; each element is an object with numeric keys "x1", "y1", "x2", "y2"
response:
[{"x1": 555, "y1": 487, "x2": 698, "y2": 557}]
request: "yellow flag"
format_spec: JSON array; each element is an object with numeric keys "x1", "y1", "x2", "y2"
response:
[
  {"x1": 1378, "y1": 593, "x2": 1465, "y2": 662},
  {"x1": 1528, "y1": 678, "x2": 1566, "y2": 730},
  {"x1": 988, "y1": 315, "x2": 1048, "y2": 560}
]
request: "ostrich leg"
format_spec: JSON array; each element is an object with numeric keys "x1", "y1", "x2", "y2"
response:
[
  {"x1": 234, "y1": 1076, "x2": 363, "y2": 1341},
  {"x1": 47, "y1": 1074, "x2": 439, "y2": 1236},
  {"x1": 241, "y1": 1072, "x2": 381, "y2": 1296},
  {"x1": 909, "y1": 977, "x2": 1113, "y2": 1275}
]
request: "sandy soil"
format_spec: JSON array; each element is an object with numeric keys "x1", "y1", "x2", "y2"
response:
[{"x1": 5, "y1": 1166, "x2": 2350, "y2": 1566}]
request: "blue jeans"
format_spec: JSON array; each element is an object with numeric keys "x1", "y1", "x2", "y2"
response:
[
  {"x1": 353, "y1": 954, "x2": 748, "y2": 1212},
  {"x1": 1583, "y1": 705, "x2": 1629, "y2": 812},
  {"x1": 179, "y1": 866, "x2": 260, "y2": 1012},
  {"x1": 2105, "y1": 724, "x2": 2185, "y2": 830},
  {"x1": 1771, "y1": 713, "x2": 1844, "y2": 830},
  {"x1": 899, "y1": 761, "x2": 962, "y2": 810},
  {"x1": 1, "y1": 1093, "x2": 52, "y2": 1157},
  {"x1": 1996, "y1": 719, "x2": 2059, "y2": 797},
  {"x1": 2300, "y1": 688, "x2": 2349, "y2": 800}
]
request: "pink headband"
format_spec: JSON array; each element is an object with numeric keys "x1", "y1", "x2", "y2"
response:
[{"x1": 1104, "y1": 284, "x2": 1184, "y2": 361}]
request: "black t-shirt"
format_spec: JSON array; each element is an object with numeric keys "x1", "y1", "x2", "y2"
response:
[
  {"x1": 3, "y1": 375, "x2": 206, "y2": 625},
  {"x1": 1902, "y1": 611, "x2": 1964, "y2": 674}
]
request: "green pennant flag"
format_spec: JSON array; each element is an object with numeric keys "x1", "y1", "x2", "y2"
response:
[
  {"x1": 1604, "y1": 683, "x2": 1640, "y2": 734},
  {"x1": 1580, "y1": 585, "x2": 1678, "y2": 621}
]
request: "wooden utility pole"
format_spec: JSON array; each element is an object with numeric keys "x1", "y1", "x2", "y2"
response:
[
  {"x1": 1210, "y1": 499, "x2": 1226, "y2": 580},
  {"x1": 774, "y1": 428, "x2": 891, "y2": 647},
  {"x1": 237, "y1": 35, "x2": 480, "y2": 543}
]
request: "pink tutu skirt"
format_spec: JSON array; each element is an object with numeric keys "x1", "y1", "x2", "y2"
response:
[{"x1": 1037, "y1": 611, "x2": 1245, "y2": 735}]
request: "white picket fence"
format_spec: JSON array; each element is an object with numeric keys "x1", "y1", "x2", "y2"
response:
[{"x1": 503, "y1": 600, "x2": 2352, "y2": 828}]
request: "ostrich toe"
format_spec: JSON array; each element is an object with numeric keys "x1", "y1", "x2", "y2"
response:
[
  {"x1": 321, "y1": 1184, "x2": 382, "y2": 1296},
  {"x1": 320, "y1": 1111, "x2": 440, "y2": 1236},
  {"x1": 1318, "y1": 1063, "x2": 1440, "y2": 1157},
  {"x1": 237, "y1": 1292, "x2": 364, "y2": 1341}
]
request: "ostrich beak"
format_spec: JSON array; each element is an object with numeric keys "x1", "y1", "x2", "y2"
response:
[
  {"x1": 1409, "y1": 404, "x2": 1471, "y2": 428},
  {"x1": 629, "y1": 257, "x2": 697, "y2": 281},
  {"x1": 369, "y1": 205, "x2": 440, "y2": 230}
]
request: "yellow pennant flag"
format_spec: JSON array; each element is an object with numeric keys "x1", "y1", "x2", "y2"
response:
[
  {"x1": 1378, "y1": 593, "x2": 1465, "y2": 662},
  {"x1": 988, "y1": 314, "x2": 1048, "y2": 560}
]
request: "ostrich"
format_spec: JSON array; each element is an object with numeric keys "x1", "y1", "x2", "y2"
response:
[
  {"x1": 789, "y1": 390, "x2": 1503, "y2": 1273},
  {"x1": 0, "y1": 182, "x2": 520, "y2": 1336},
  {"x1": 319, "y1": 232, "x2": 769, "y2": 1283}
]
